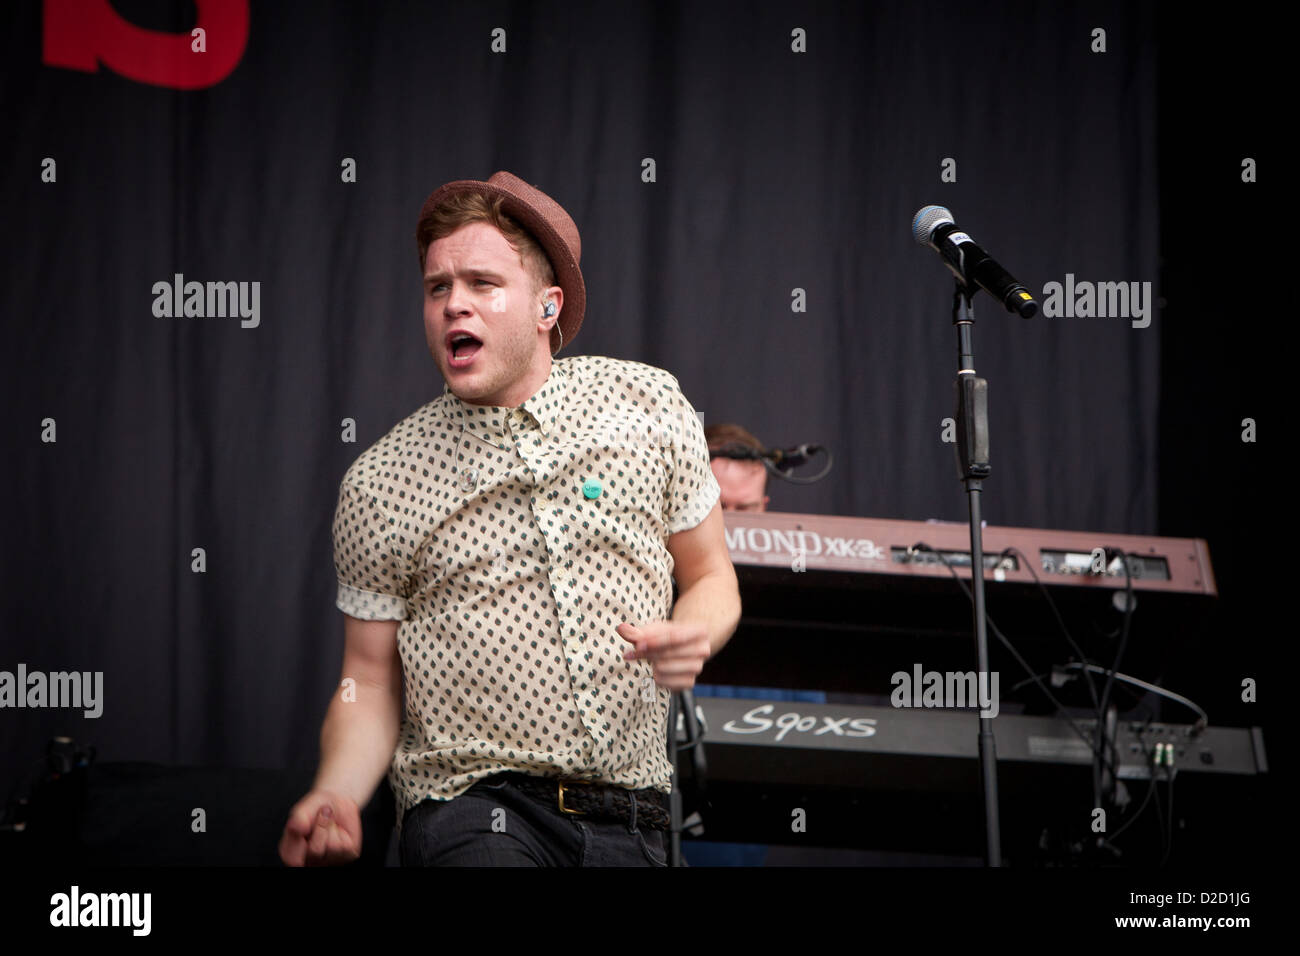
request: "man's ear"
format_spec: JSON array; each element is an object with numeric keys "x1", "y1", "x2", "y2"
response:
[
  {"x1": 540, "y1": 285, "x2": 565, "y2": 345},
  {"x1": 542, "y1": 284, "x2": 564, "y2": 320}
]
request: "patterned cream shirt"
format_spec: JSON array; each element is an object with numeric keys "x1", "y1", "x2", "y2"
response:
[{"x1": 332, "y1": 354, "x2": 721, "y2": 830}]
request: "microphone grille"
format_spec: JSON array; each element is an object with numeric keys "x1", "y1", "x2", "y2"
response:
[{"x1": 912, "y1": 205, "x2": 954, "y2": 245}]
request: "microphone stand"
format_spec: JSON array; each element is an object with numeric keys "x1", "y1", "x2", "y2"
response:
[{"x1": 951, "y1": 279, "x2": 1002, "y2": 867}]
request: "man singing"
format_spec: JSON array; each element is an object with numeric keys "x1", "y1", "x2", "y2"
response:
[{"x1": 279, "y1": 171, "x2": 739, "y2": 866}]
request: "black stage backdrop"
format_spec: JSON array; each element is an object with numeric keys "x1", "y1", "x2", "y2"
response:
[{"x1": 0, "y1": 0, "x2": 1274, "y2": 851}]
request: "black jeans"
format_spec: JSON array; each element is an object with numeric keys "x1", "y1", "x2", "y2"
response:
[{"x1": 399, "y1": 775, "x2": 670, "y2": 867}]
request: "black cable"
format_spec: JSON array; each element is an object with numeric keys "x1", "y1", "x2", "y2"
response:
[
  {"x1": 1101, "y1": 724, "x2": 1180, "y2": 866},
  {"x1": 998, "y1": 546, "x2": 1101, "y2": 716},
  {"x1": 1009, "y1": 547, "x2": 1188, "y2": 866},
  {"x1": 1161, "y1": 769, "x2": 1177, "y2": 867},
  {"x1": 1096, "y1": 716, "x2": 1160, "y2": 854},
  {"x1": 1151, "y1": 763, "x2": 1168, "y2": 864},
  {"x1": 907, "y1": 542, "x2": 1120, "y2": 782},
  {"x1": 762, "y1": 450, "x2": 833, "y2": 484},
  {"x1": 1099, "y1": 766, "x2": 1158, "y2": 849},
  {"x1": 708, "y1": 441, "x2": 834, "y2": 484}
]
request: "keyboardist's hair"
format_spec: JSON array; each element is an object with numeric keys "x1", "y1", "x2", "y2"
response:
[{"x1": 705, "y1": 423, "x2": 764, "y2": 459}]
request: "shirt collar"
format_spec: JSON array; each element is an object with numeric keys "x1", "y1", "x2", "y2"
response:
[{"x1": 441, "y1": 360, "x2": 567, "y2": 447}]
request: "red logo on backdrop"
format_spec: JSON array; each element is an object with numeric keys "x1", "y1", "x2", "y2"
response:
[{"x1": 42, "y1": 0, "x2": 249, "y2": 90}]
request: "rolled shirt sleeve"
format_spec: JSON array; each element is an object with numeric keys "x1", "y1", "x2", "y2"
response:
[
  {"x1": 332, "y1": 477, "x2": 411, "y2": 620},
  {"x1": 661, "y1": 384, "x2": 721, "y2": 535}
]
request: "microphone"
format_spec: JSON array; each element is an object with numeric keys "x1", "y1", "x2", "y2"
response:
[
  {"x1": 911, "y1": 205, "x2": 1038, "y2": 318},
  {"x1": 766, "y1": 444, "x2": 822, "y2": 468},
  {"x1": 710, "y1": 442, "x2": 822, "y2": 467}
]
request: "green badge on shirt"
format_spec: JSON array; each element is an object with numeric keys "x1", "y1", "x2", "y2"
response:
[{"x1": 582, "y1": 478, "x2": 602, "y2": 499}]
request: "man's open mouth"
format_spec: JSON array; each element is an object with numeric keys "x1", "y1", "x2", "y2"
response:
[{"x1": 447, "y1": 332, "x2": 483, "y2": 367}]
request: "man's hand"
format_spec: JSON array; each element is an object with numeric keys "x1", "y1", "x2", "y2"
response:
[
  {"x1": 278, "y1": 790, "x2": 363, "y2": 867},
  {"x1": 618, "y1": 620, "x2": 711, "y2": 690}
]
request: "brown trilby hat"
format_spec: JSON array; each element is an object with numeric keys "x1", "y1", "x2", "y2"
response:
[{"x1": 418, "y1": 171, "x2": 586, "y2": 355}]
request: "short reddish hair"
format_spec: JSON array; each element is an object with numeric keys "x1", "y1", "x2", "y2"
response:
[
  {"x1": 705, "y1": 423, "x2": 764, "y2": 457},
  {"x1": 415, "y1": 190, "x2": 556, "y2": 298}
]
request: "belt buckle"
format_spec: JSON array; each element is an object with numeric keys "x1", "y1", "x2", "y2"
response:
[{"x1": 557, "y1": 780, "x2": 586, "y2": 815}]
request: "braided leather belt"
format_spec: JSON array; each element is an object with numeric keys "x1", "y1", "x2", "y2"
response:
[{"x1": 488, "y1": 772, "x2": 670, "y2": 831}]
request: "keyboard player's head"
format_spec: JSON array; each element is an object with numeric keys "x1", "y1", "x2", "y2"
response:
[{"x1": 705, "y1": 423, "x2": 770, "y2": 513}]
